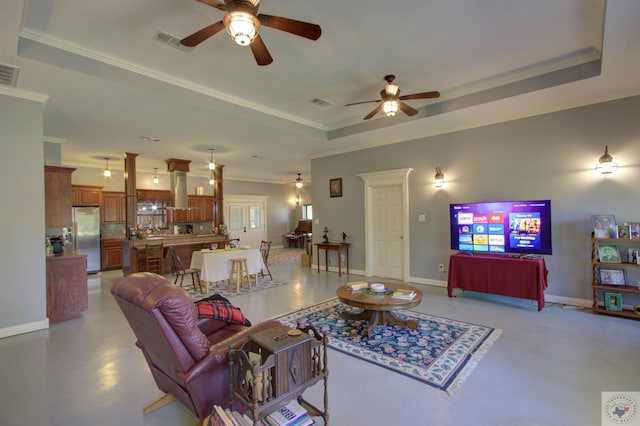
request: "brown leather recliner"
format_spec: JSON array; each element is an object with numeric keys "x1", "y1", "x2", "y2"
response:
[{"x1": 110, "y1": 272, "x2": 281, "y2": 422}]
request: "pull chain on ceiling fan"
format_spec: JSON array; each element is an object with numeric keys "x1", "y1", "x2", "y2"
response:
[
  {"x1": 180, "y1": 0, "x2": 321, "y2": 66},
  {"x1": 346, "y1": 75, "x2": 441, "y2": 120}
]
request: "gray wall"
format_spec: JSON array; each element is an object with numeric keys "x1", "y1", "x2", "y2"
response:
[
  {"x1": 312, "y1": 95, "x2": 640, "y2": 304},
  {"x1": 0, "y1": 94, "x2": 47, "y2": 335}
]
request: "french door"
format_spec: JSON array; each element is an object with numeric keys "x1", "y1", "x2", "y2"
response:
[{"x1": 224, "y1": 195, "x2": 269, "y2": 249}]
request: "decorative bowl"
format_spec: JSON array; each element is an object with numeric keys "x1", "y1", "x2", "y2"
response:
[{"x1": 370, "y1": 283, "x2": 385, "y2": 292}]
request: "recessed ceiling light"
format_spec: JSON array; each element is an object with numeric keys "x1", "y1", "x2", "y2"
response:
[
  {"x1": 139, "y1": 136, "x2": 160, "y2": 142},
  {"x1": 310, "y1": 98, "x2": 332, "y2": 107},
  {"x1": 251, "y1": 155, "x2": 263, "y2": 159}
]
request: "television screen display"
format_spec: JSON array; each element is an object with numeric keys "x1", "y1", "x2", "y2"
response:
[{"x1": 449, "y1": 200, "x2": 552, "y2": 255}]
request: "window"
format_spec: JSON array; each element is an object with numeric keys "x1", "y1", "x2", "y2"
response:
[{"x1": 302, "y1": 204, "x2": 313, "y2": 220}]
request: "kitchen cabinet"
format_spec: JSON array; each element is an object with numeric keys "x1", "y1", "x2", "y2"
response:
[
  {"x1": 44, "y1": 165, "x2": 75, "y2": 228},
  {"x1": 102, "y1": 238, "x2": 123, "y2": 270},
  {"x1": 137, "y1": 189, "x2": 171, "y2": 203},
  {"x1": 188, "y1": 195, "x2": 214, "y2": 222},
  {"x1": 101, "y1": 191, "x2": 126, "y2": 224},
  {"x1": 72, "y1": 185, "x2": 102, "y2": 206},
  {"x1": 46, "y1": 252, "x2": 88, "y2": 323}
]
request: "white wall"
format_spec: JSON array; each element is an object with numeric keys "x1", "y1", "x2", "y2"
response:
[{"x1": 0, "y1": 93, "x2": 47, "y2": 336}]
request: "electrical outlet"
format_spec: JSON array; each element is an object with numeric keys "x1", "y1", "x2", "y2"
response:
[{"x1": 438, "y1": 264, "x2": 445, "y2": 272}]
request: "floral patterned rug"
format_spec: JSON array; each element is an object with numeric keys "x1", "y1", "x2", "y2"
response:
[{"x1": 277, "y1": 298, "x2": 501, "y2": 394}]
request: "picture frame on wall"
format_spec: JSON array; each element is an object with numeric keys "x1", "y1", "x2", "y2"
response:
[
  {"x1": 617, "y1": 225, "x2": 630, "y2": 239},
  {"x1": 329, "y1": 178, "x2": 343, "y2": 198},
  {"x1": 604, "y1": 291, "x2": 622, "y2": 312},
  {"x1": 591, "y1": 214, "x2": 617, "y2": 238},
  {"x1": 597, "y1": 244, "x2": 621, "y2": 263},
  {"x1": 598, "y1": 269, "x2": 626, "y2": 286}
]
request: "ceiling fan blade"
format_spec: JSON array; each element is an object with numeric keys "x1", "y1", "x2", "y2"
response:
[
  {"x1": 345, "y1": 99, "x2": 382, "y2": 107},
  {"x1": 399, "y1": 91, "x2": 441, "y2": 101},
  {"x1": 363, "y1": 105, "x2": 381, "y2": 120},
  {"x1": 250, "y1": 35, "x2": 274, "y2": 66},
  {"x1": 196, "y1": 0, "x2": 228, "y2": 11},
  {"x1": 398, "y1": 101, "x2": 418, "y2": 116},
  {"x1": 257, "y1": 14, "x2": 321, "y2": 40},
  {"x1": 180, "y1": 21, "x2": 226, "y2": 47}
]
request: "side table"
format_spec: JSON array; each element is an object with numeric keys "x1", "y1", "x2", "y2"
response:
[
  {"x1": 229, "y1": 325, "x2": 329, "y2": 425},
  {"x1": 315, "y1": 242, "x2": 350, "y2": 276}
]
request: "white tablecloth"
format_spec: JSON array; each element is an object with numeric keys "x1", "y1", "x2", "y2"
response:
[{"x1": 190, "y1": 248, "x2": 264, "y2": 283}]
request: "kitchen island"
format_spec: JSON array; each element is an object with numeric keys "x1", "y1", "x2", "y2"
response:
[{"x1": 122, "y1": 234, "x2": 229, "y2": 275}]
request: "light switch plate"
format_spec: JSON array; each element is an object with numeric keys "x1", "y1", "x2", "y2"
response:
[{"x1": 418, "y1": 214, "x2": 426, "y2": 222}]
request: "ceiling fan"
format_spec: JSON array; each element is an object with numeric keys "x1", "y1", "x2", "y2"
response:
[
  {"x1": 346, "y1": 75, "x2": 440, "y2": 120},
  {"x1": 180, "y1": 0, "x2": 321, "y2": 66}
]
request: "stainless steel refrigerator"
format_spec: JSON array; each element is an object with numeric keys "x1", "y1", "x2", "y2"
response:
[{"x1": 71, "y1": 206, "x2": 101, "y2": 273}]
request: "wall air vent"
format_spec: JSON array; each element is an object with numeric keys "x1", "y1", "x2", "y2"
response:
[
  {"x1": 0, "y1": 63, "x2": 20, "y2": 86},
  {"x1": 153, "y1": 31, "x2": 191, "y2": 51}
]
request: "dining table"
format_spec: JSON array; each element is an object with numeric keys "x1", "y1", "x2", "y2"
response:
[{"x1": 190, "y1": 248, "x2": 265, "y2": 293}]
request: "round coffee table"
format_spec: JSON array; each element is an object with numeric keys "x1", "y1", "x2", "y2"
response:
[{"x1": 336, "y1": 282, "x2": 423, "y2": 337}]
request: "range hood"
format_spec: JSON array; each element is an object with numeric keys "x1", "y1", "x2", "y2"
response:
[{"x1": 166, "y1": 158, "x2": 197, "y2": 210}]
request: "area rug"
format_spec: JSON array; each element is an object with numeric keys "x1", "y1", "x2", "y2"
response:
[
  {"x1": 166, "y1": 275, "x2": 290, "y2": 302},
  {"x1": 276, "y1": 298, "x2": 502, "y2": 394},
  {"x1": 268, "y1": 248, "x2": 305, "y2": 265}
]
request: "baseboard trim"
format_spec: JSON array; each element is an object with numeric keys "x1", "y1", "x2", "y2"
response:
[{"x1": 0, "y1": 318, "x2": 49, "y2": 338}]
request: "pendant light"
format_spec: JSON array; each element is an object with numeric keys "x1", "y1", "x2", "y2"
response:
[
  {"x1": 295, "y1": 173, "x2": 304, "y2": 189},
  {"x1": 208, "y1": 148, "x2": 216, "y2": 170},
  {"x1": 209, "y1": 170, "x2": 215, "y2": 186},
  {"x1": 152, "y1": 168, "x2": 159, "y2": 185},
  {"x1": 103, "y1": 158, "x2": 111, "y2": 177}
]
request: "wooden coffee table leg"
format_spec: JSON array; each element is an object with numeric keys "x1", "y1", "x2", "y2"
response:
[
  {"x1": 341, "y1": 309, "x2": 371, "y2": 322},
  {"x1": 381, "y1": 311, "x2": 419, "y2": 331}
]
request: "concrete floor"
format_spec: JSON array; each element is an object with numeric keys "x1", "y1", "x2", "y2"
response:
[{"x1": 1, "y1": 261, "x2": 639, "y2": 426}]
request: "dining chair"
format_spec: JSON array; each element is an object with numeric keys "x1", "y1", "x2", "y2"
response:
[
  {"x1": 259, "y1": 240, "x2": 273, "y2": 281},
  {"x1": 168, "y1": 247, "x2": 202, "y2": 293},
  {"x1": 144, "y1": 243, "x2": 164, "y2": 274}
]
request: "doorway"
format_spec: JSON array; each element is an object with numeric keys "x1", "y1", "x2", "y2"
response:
[
  {"x1": 358, "y1": 169, "x2": 412, "y2": 281},
  {"x1": 224, "y1": 195, "x2": 269, "y2": 248}
]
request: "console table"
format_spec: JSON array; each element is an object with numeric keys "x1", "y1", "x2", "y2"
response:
[
  {"x1": 315, "y1": 242, "x2": 350, "y2": 276},
  {"x1": 447, "y1": 252, "x2": 548, "y2": 311}
]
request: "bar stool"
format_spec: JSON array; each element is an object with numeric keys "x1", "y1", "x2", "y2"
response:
[
  {"x1": 144, "y1": 243, "x2": 164, "y2": 274},
  {"x1": 229, "y1": 258, "x2": 252, "y2": 292}
]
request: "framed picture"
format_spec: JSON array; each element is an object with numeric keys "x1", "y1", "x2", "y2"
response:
[
  {"x1": 628, "y1": 222, "x2": 640, "y2": 239},
  {"x1": 617, "y1": 225, "x2": 630, "y2": 239},
  {"x1": 597, "y1": 244, "x2": 621, "y2": 263},
  {"x1": 591, "y1": 214, "x2": 617, "y2": 238},
  {"x1": 599, "y1": 269, "x2": 626, "y2": 286},
  {"x1": 329, "y1": 178, "x2": 342, "y2": 198},
  {"x1": 604, "y1": 291, "x2": 622, "y2": 311}
]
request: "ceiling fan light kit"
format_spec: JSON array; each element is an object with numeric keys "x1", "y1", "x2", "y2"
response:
[
  {"x1": 346, "y1": 74, "x2": 441, "y2": 120},
  {"x1": 181, "y1": 0, "x2": 321, "y2": 66}
]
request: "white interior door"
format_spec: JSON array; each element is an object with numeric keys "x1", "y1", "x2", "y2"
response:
[
  {"x1": 224, "y1": 195, "x2": 269, "y2": 248},
  {"x1": 372, "y1": 185, "x2": 404, "y2": 279},
  {"x1": 359, "y1": 169, "x2": 412, "y2": 282}
]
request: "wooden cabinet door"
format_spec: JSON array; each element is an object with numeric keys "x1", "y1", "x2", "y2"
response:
[
  {"x1": 45, "y1": 166, "x2": 75, "y2": 228},
  {"x1": 73, "y1": 185, "x2": 102, "y2": 206},
  {"x1": 101, "y1": 192, "x2": 126, "y2": 223},
  {"x1": 202, "y1": 196, "x2": 214, "y2": 221},
  {"x1": 101, "y1": 239, "x2": 123, "y2": 270},
  {"x1": 188, "y1": 196, "x2": 204, "y2": 222}
]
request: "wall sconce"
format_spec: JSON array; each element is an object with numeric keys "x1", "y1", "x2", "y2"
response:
[
  {"x1": 152, "y1": 168, "x2": 159, "y2": 185},
  {"x1": 208, "y1": 148, "x2": 216, "y2": 170},
  {"x1": 103, "y1": 158, "x2": 111, "y2": 177},
  {"x1": 433, "y1": 167, "x2": 445, "y2": 187},
  {"x1": 595, "y1": 145, "x2": 618, "y2": 174},
  {"x1": 295, "y1": 173, "x2": 304, "y2": 188}
]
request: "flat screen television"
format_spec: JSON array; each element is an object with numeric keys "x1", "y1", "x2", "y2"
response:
[{"x1": 449, "y1": 199, "x2": 552, "y2": 255}]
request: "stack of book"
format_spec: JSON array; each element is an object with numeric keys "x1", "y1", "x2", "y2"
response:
[
  {"x1": 391, "y1": 288, "x2": 416, "y2": 300},
  {"x1": 346, "y1": 281, "x2": 368, "y2": 291},
  {"x1": 260, "y1": 400, "x2": 314, "y2": 426},
  {"x1": 211, "y1": 405, "x2": 253, "y2": 426}
]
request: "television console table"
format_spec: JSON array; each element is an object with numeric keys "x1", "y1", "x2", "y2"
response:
[{"x1": 447, "y1": 252, "x2": 548, "y2": 311}]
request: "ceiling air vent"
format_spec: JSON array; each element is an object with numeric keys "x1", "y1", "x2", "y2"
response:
[
  {"x1": 310, "y1": 98, "x2": 332, "y2": 107},
  {"x1": 153, "y1": 31, "x2": 191, "y2": 51},
  {"x1": 0, "y1": 63, "x2": 20, "y2": 86}
]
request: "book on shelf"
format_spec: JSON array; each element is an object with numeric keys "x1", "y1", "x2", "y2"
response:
[
  {"x1": 261, "y1": 399, "x2": 312, "y2": 426},
  {"x1": 391, "y1": 288, "x2": 416, "y2": 300},
  {"x1": 211, "y1": 405, "x2": 235, "y2": 426}
]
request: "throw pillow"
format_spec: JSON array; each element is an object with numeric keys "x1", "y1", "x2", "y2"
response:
[{"x1": 195, "y1": 295, "x2": 251, "y2": 326}]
